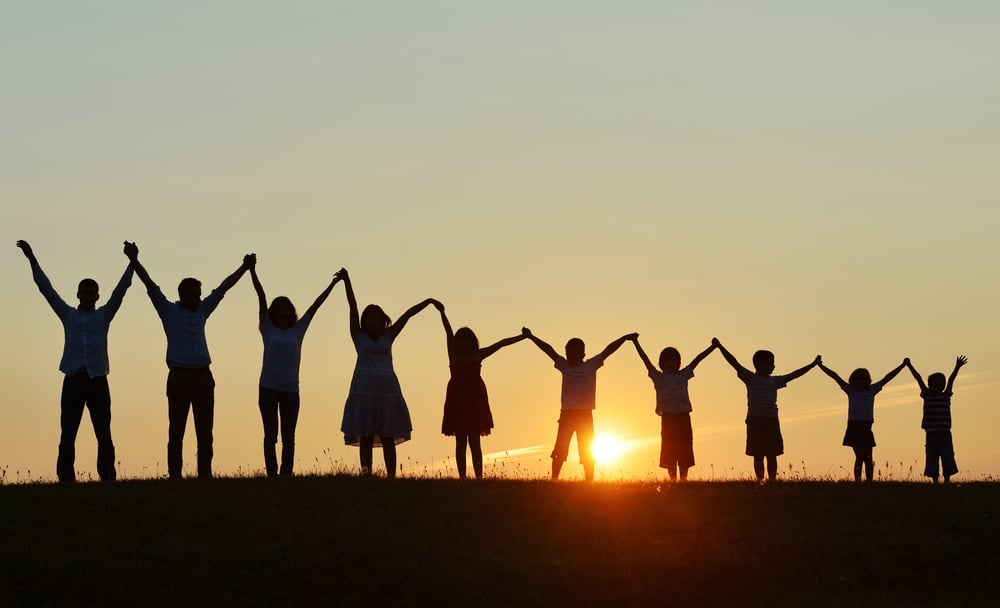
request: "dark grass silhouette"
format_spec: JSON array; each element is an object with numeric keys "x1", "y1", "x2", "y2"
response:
[{"x1": 1, "y1": 478, "x2": 997, "y2": 607}]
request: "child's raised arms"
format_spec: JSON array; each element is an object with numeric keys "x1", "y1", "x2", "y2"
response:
[
  {"x1": 522, "y1": 327, "x2": 563, "y2": 364},
  {"x1": 712, "y1": 338, "x2": 750, "y2": 374},
  {"x1": 596, "y1": 333, "x2": 639, "y2": 362},
  {"x1": 904, "y1": 357, "x2": 926, "y2": 391},
  {"x1": 947, "y1": 355, "x2": 968, "y2": 392},
  {"x1": 782, "y1": 355, "x2": 822, "y2": 383}
]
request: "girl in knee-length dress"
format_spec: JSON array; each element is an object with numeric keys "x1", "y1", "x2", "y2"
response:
[
  {"x1": 435, "y1": 304, "x2": 527, "y2": 479},
  {"x1": 337, "y1": 268, "x2": 439, "y2": 477}
]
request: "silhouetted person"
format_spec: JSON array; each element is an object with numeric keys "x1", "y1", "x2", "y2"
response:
[
  {"x1": 249, "y1": 260, "x2": 340, "y2": 477},
  {"x1": 713, "y1": 338, "x2": 819, "y2": 482},
  {"x1": 522, "y1": 328, "x2": 637, "y2": 481},
  {"x1": 632, "y1": 338, "x2": 716, "y2": 482},
  {"x1": 434, "y1": 304, "x2": 528, "y2": 479},
  {"x1": 905, "y1": 355, "x2": 967, "y2": 483},
  {"x1": 16, "y1": 240, "x2": 134, "y2": 482},
  {"x1": 818, "y1": 359, "x2": 907, "y2": 482},
  {"x1": 337, "y1": 268, "x2": 439, "y2": 477},
  {"x1": 124, "y1": 241, "x2": 253, "y2": 479}
]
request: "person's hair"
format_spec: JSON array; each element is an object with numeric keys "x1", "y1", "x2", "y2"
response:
[
  {"x1": 928, "y1": 372, "x2": 947, "y2": 392},
  {"x1": 178, "y1": 277, "x2": 201, "y2": 294},
  {"x1": 268, "y1": 296, "x2": 298, "y2": 326},
  {"x1": 77, "y1": 278, "x2": 99, "y2": 292},
  {"x1": 565, "y1": 337, "x2": 585, "y2": 352},
  {"x1": 360, "y1": 304, "x2": 391, "y2": 336},
  {"x1": 659, "y1": 347, "x2": 681, "y2": 371},
  {"x1": 848, "y1": 368, "x2": 872, "y2": 389},
  {"x1": 752, "y1": 350, "x2": 775, "y2": 370},
  {"x1": 453, "y1": 327, "x2": 480, "y2": 353}
]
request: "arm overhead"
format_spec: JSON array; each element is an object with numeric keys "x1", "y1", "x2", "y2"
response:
[
  {"x1": 875, "y1": 360, "x2": 908, "y2": 387},
  {"x1": 784, "y1": 355, "x2": 821, "y2": 383},
  {"x1": 596, "y1": 333, "x2": 639, "y2": 361},
  {"x1": 687, "y1": 342, "x2": 718, "y2": 370},
  {"x1": 817, "y1": 361, "x2": 848, "y2": 389},
  {"x1": 632, "y1": 338, "x2": 656, "y2": 374},
  {"x1": 213, "y1": 253, "x2": 255, "y2": 296},
  {"x1": 946, "y1": 355, "x2": 968, "y2": 392},
  {"x1": 479, "y1": 332, "x2": 529, "y2": 360},
  {"x1": 249, "y1": 260, "x2": 267, "y2": 315},
  {"x1": 17, "y1": 240, "x2": 69, "y2": 315},
  {"x1": 303, "y1": 273, "x2": 341, "y2": 320},
  {"x1": 103, "y1": 261, "x2": 135, "y2": 320},
  {"x1": 390, "y1": 298, "x2": 440, "y2": 336},
  {"x1": 123, "y1": 241, "x2": 157, "y2": 291},
  {"x1": 712, "y1": 338, "x2": 749, "y2": 374},
  {"x1": 904, "y1": 358, "x2": 927, "y2": 392},
  {"x1": 435, "y1": 301, "x2": 454, "y2": 344},
  {"x1": 338, "y1": 268, "x2": 360, "y2": 336},
  {"x1": 522, "y1": 327, "x2": 562, "y2": 364}
]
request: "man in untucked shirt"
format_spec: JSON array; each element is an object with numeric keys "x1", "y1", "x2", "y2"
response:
[
  {"x1": 125, "y1": 241, "x2": 253, "y2": 479},
  {"x1": 17, "y1": 240, "x2": 134, "y2": 482}
]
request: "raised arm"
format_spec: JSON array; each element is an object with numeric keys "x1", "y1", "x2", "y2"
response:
[
  {"x1": 597, "y1": 333, "x2": 639, "y2": 361},
  {"x1": 389, "y1": 297, "x2": 439, "y2": 336},
  {"x1": 303, "y1": 273, "x2": 341, "y2": 319},
  {"x1": 946, "y1": 355, "x2": 968, "y2": 392},
  {"x1": 783, "y1": 355, "x2": 821, "y2": 383},
  {"x1": 712, "y1": 338, "x2": 749, "y2": 374},
  {"x1": 904, "y1": 358, "x2": 927, "y2": 392},
  {"x1": 874, "y1": 360, "x2": 908, "y2": 388},
  {"x1": 17, "y1": 240, "x2": 70, "y2": 315},
  {"x1": 687, "y1": 342, "x2": 718, "y2": 371},
  {"x1": 338, "y1": 268, "x2": 360, "y2": 336},
  {"x1": 632, "y1": 338, "x2": 656, "y2": 374},
  {"x1": 436, "y1": 301, "x2": 454, "y2": 343},
  {"x1": 249, "y1": 263, "x2": 267, "y2": 314},
  {"x1": 479, "y1": 332, "x2": 528, "y2": 360},
  {"x1": 213, "y1": 253, "x2": 255, "y2": 296},
  {"x1": 522, "y1": 327, "x2": 562, "y2": 364},
  {"x1": 102, "y1": 261, "x2": 135, "y2": 320},
  {"x1": 123, "y1": 241, "x2": 157, "y2": 291},
  {"x1": 817, "y1": 361, "x2": 848, "y2": 389}
]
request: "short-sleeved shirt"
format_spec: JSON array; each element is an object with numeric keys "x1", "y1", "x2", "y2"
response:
[
  {"x1": 842, "y1": 383, "x2": 886, "y2": 422},
  {"x1": 148, "y1": 286, "x2": 224, "y2": 368},
  {"x1": 258, "y1": 311, "x2": 313, "y2": 392},
  {"x1": 921, "y1": 389, "x2": 953, "y2": 430},
  {"x1": 649, "y1": 366, "x2": 695, "y2": 414},
  {"x1": 737, "y1": 368, "x2": 788, "y2": 418},
  {"x1": 555, "y1": 356, "x2": 605, "y2": 411}
]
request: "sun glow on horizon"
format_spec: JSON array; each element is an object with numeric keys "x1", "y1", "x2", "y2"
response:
[{"x1": 591, "y1": 435, "x2": 626, "y2": 464}]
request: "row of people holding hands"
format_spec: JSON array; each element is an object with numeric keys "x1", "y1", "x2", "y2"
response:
[{"x1": 17, "y1": 240, "x2": 967, "y2": 483}]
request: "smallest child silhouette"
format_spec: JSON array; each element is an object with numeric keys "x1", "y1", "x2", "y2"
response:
[{"x1": 905, "y1": 355, "x2": 967, "y2": 483}]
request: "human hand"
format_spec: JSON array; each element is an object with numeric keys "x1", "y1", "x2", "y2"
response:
[
  {"x1": 243, "y1": 253, "x2": 256, "y2": 269},
  {"x1": 431, "y1": 299, "x2": 444, "y2": 312},
  {"x1": 123, "y1": 241, "x2": 138, "y2": 260},
  {"x1": 335, "y1": 268, "x2": 349, "y2": 282},
  {"x1": 16, "y1": 240, "x2": 33, "y2": 259},
  {"x1": 626, "y1": 332, "x2": 639, "y2": 342},
  {"x1": 521, "y1": 327, "x2": 532, "y2": 337},
  {"x1": 956, "y1": 355, "x2": 968, "y2": 368}
]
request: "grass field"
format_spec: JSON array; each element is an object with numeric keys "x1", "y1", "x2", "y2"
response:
[{"x1": 1, "y1": 476, "x2": 997, "y2": 607}]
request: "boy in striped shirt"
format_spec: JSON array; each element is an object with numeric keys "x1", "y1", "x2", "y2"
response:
[
  {"x1": 905, "y1": 355, "x2": 968, "y2": 483},
  {"x1": 713, "y1": 338, "x2": 820, "y2": 482}
]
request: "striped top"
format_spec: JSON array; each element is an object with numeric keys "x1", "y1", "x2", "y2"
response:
[
  {"x1": 737, "y1": 368, "x2": 788, "y2": 418},
  {"x1": 920, "y1": 389, "x2": 953, "y2": 430}
]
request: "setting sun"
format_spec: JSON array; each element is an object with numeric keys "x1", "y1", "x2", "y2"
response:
[{"x1": 591, "y1": 435, "x2": 625, "y2": 464}]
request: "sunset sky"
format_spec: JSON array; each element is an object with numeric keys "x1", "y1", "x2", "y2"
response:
[{"x1": 3, "y1": 3, "x2": 998, "y2": 483}]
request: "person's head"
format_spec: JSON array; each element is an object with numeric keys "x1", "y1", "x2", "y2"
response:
[
  {"x1": 360, "y1": 304, "x2": 390, "y2": 337},
  {"x1": 453, "y1": 327, "x2": 480, "y2": 355},
  {"x1": 927, "y1": 372, "x2": 947, "y2": 394},
  {"x1": 657, "y1": 347, "x2": 681, "y2": 372},
  {"x1": 177, "y1": 277, "x2": 202, "y2": 311},
  {"x1": 848, "y1": 368, "x2": 872, "y2": 390},
  {"x1": 268, "y1": 296, "x2": 298, "y2": 329},
  {"x1": 565, "y1": 338, "x2": 586, "y2": 365},
  {"x1": 76, "y1": 278, "x2": 99, "y2": 311},
  {"x1": 752, "y1": 350, "x2": 775, "y2": 375}
]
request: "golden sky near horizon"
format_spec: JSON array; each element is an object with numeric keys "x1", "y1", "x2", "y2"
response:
[{"x1": 2, "y1": 3, "x2": 998, "y2": 482}]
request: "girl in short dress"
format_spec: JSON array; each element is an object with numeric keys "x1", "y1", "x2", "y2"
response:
[
  {"x1": 337, "y1": 268, "x2": 439, "y2": 477},
  {"x1": 818, "y1": 359, "x2": 907, "y2": 481},
  {"x1": 434, "y1": 304, "x2": 527, "y2": 479}
]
